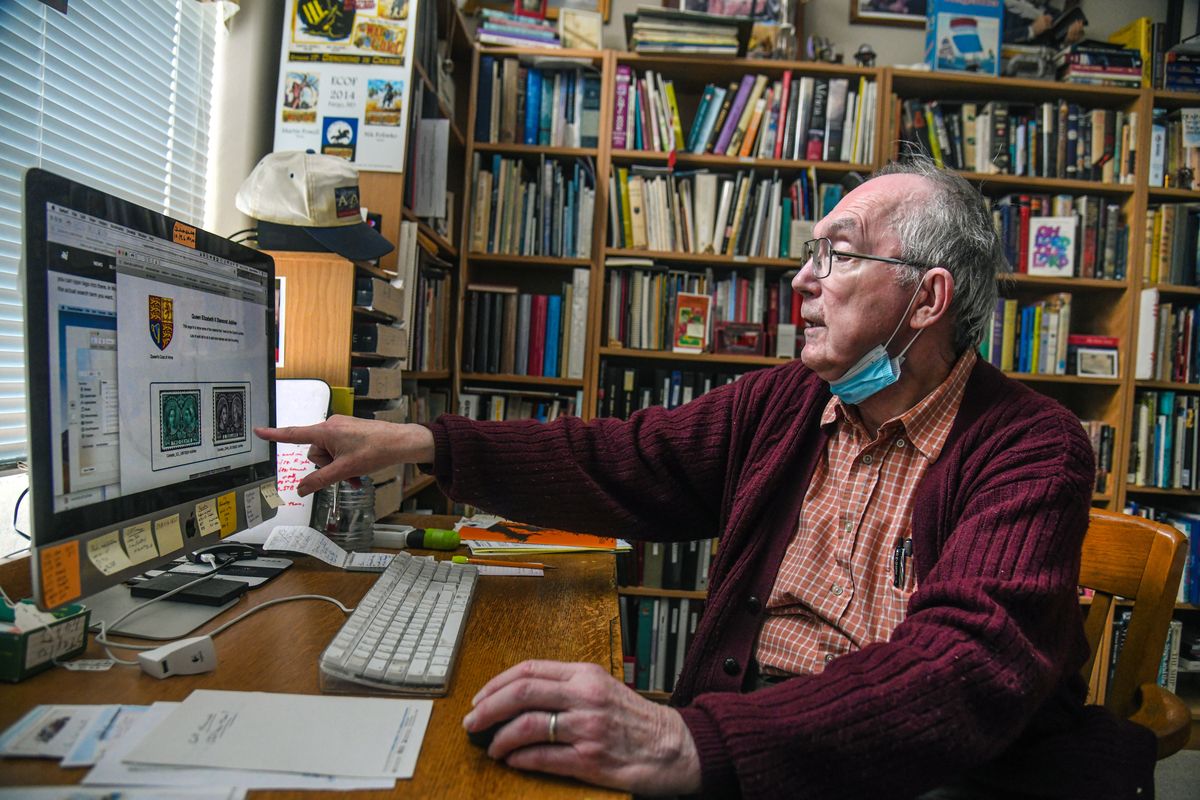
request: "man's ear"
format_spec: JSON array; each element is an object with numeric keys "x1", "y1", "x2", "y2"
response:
[{"x1": 910, "y1": 267, "x2": 954, "y2": 330}]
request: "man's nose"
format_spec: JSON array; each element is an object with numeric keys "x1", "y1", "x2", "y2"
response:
[{"x1": 793, "y1": 256, "x2": 819, "y2": 296}]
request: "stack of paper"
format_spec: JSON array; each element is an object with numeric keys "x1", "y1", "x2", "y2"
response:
[
  {"x1": 1, "y1": 690, "x2": 433, "y2": 792},
  {"x1": 457, "y1": 519, "x2": 632, "y2": 555}
]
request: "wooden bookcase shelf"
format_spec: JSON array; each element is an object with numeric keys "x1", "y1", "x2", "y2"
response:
[
  {"x1": 402, "y1": 207, "x2": 458, "y2": 258},
  {"x1": 451, "y1": 52, "x2": 1200, "y2": 702}
]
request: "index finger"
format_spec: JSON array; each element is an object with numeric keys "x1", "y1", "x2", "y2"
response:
[
  {"x1": 471, "y1": 659, "x2": 576, "y2": 707},
  {"x1": 254, "y1": 425, "x2": 322, "y2": 445}
]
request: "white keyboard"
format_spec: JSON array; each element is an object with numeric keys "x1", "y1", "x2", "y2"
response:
[{"x1": 319, "y1": 551, "x2": 478, "y2": 695}]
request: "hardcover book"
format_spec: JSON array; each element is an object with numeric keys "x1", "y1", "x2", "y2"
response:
[
  {"x1": 673, "y1": 292, "x2": 711, "y2": 354},
  {"x1": 1027, "y1": 216, "x2": 1078, "y2": 277}
]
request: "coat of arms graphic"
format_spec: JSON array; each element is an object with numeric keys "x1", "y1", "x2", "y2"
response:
[{"x1": 149, "y1": 295, "x2": 174, "y2": 351}]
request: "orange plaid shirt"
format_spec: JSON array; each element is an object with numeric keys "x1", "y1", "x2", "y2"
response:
[{"x1": 756, "y1": 350, "x2": 977, "y2": 676}]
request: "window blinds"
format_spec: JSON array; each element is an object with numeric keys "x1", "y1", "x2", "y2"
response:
[{"x1": 0, "y1": 0, "x2": 220, "y2": 468}]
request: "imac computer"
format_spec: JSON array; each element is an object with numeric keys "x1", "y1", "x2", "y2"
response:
[{"x1": 22, "y1": 168, "x2": 279, "y2": 612}]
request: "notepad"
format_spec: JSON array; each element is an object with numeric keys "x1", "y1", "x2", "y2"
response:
[{"x1": 263, "y1": 526, "x2": 394, "y2": 571}]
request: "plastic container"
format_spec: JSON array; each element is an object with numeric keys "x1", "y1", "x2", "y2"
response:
[{"x1": 311, "y1": 477, "x2": 375, "y2": 552}]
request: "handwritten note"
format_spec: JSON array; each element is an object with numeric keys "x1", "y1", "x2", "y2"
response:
[
  {"x1": 154, "y1": 514, "x2": 184, "y2": 554},
  {"x1": 216, "y1": 492, "x2": 237, "y2": 538},
  {"x1": 243, "y1": 488, "x2": 263, "y2": 529},
  {"x1": 261, "y1": 481, "x2": 282, "y2": 509},
  {"x1": 273, "y1": 451, "x2": 310, "y2": 508},
  {"x1": 87, "y1": 531, "x2": 132, "y2": 576},
  {"x1": 263, "y1": 525, "x2": 350, "y2": 568},
  {"x1": 122, "y1": 523, "x2": 159, "y2": 565},
  {"x1": 38, "y1": 541, "x2": 81, "y2": 608},
  {"x1": 194, "y1": 499, "x2": 221, "y2": 536}
]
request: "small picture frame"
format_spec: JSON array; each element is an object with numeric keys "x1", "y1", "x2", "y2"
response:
[
  {"x1": 1075, "y1": 347, "x2": 1119, "y2": 378},
  {"x1": 714, "y1": 321, "x2": 765, "y2": 356},
  {"x1": 514, "y1": 0, "x2": 548, "y2": 20},
  {"x1": 558, "y1": 6, "x2": 602, "y2": 49},
  {"x1": 673, "y1": 292, "x2": 711, "y2": 354}
]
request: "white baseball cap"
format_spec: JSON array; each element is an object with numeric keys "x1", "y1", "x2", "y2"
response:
[{"x1": 235, "y1": 150, "x2": 393, "y2": 260}]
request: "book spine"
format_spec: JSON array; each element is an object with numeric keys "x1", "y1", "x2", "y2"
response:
[
  {"x1": 523, "y1": 68, "x2": 542, "y2": 146},
  {"x1": 714, "y1": 74, "x2": 755, "y2": 156}
]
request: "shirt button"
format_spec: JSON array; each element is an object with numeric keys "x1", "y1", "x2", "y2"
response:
[
  {"x1": 723, "y1": 657, "x2": 740, "y2": 676},
  {"x1": 896, "y1": 439, "x2": 906, "y2": 448},
  {"x1": 746, "y1": 596, "x2": 762, "y2": 615},
  {"x1": 824, "y1": 653, "x2": 836, "y2": 664},
  {"x1": 831, "y1": 584, "x2": 844, "y2": 596},
  {"x1": 862, "y1": 454, "x2": 873, "y2": 465}
]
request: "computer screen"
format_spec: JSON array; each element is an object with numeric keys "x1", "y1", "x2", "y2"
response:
[{"x1": 23, "y1": 168, "x2": 279, "y2": 610}]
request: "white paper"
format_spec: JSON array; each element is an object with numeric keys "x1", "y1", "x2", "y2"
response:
[
  {"x1": 477, "y1": 566, "x2": 544, "y2": 577},
  {"x1": 453, "y1": 513, "x2": 503, "y2": 531},
  {"x1": 0, "y1": 705, "x2": 109, "y2": 759},
  {"x1": 263, "y1": 525, "x2": 350, "y2": 568},
  {"x1": 0, "y1": 789, "x2": 245, "y2": 800},
  {"x1": 60, "y1": 704, "x2": 135, "y2": 767},
  {"x1": 123, "y1": 690, "x2": 431, "y2": 779},
  {"x1": 84, "y1": 702, "x2": 393, "y2": 790},
  {"x1": 346, "y1": 551, "x2": 395, "y2": 571}
]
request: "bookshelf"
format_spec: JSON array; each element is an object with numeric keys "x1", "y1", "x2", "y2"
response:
[{"x1": 451, "y1": 48, "x2": 1200, "y2": 719}]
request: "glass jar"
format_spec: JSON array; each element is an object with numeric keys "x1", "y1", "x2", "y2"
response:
[{"x1": 311, "y1": 476, "x2": 375, "y2": 552}]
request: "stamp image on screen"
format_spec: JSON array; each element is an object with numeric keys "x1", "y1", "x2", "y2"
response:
[
  {"x1": 160, "y1": 390, "x2": 201, "y2": 451},
  {"x1": 213, "y1": 387, "x2": 246, "y2": 444}
]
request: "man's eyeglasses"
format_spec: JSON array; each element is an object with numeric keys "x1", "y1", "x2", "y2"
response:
[{"x1": 799, "y1": 237, "x2": 923, "y2": 279}]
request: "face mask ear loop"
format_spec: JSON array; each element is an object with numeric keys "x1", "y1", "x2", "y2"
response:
[{"x1": 884, "y1": 278, "x2": 927, "y2": 361}]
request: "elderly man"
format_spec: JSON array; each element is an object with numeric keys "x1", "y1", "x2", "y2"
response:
[{"x1": 256, "y1": 161, "x2": 1154, "y2": 798}]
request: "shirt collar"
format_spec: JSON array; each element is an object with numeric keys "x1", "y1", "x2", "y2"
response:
[{"x1": 821, "y1": 349, "x2": 977, "y2": 461}]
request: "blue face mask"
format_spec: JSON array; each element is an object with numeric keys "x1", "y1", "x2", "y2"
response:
[{"x1": 828, "y1": 282, "x2": 925, "y2": 405}]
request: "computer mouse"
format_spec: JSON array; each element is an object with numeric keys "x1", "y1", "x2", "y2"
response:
[
  {"x1": 188, "y1": 543, "x2": 259, "y2": 565},
  {"x1": 466, "y1": 719, "x2": 511, "y2": 749}
]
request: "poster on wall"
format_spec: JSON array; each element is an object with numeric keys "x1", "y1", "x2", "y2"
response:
[{"x1": 273, "y1": 0, "x2": 418, "y2": 173}]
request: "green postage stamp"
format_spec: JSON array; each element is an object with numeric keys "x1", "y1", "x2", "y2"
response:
[{"x1": 160, "y1": 390, "x2": 201, "y2": 451}]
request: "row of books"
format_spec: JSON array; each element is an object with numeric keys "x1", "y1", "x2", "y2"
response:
[
  {"x1": 397, "y1": 259, "x2": 452, "y2": 372},
  {"x1": 1135, "y1": 290, "x2": 1199, "y2": 384},
  {"x1": 1107, "y1": 612, "x2": 1186, "y2": 696},
  {"x1": 616, "y1": 538, "x2": 716, "y2": 592},
  {"x1": 1149, "y1": 108, "x2": 1200, "y2": 189},
  {"x1": 978, "y1": 294, "x2": 1073, "y2": 376},
  {"x1": 1164, "y1": 50, "x2": 1200, "y2": 92},
  {"x1": 1108, "y1": 16, "x2": 1178, "y2": 90},
  {"x1": 1080, "y1": 420, "x2": 1119, "y2": 495},
  {"x1": 474, "y1": 56, "x2": 600, "y2": 147},
  {"x1": 1143, "y1": 204, "x2": 1200, "y2": 287},
  {"x1": 604, "y1": 260, "x2": 801, "y2": 352},
  {"x1": 619, "y1": 596, "x2": 703, "y2": 694},
  {"x1": 1124, "y1": 502, "x2": 1200, "y2": 605},
  {"x1": 607, "y1": 166, "x2": 835, "y2": 257},
  {"x1": 462, "y1": 271, "x2": 590, "y2": 379},
  {"x1": 613, "y1": 68, "x2": 877, "y2": 167},
  {"x1": 897, "y1": 99, "x2": 1137, "y2": 185},
  {"x1": 1128, "y1": 390, "x2": 1200, "y2": 491},
  {"x1": 468, "y1": 154, "x2": 595, "y2": 258},
  {"x1": 475, "y1": 8, "x2": 560, "y2": 50},
  {"x1": 456, "y1": 386, "x2": 580, "y2": 423},
  {"x1": 597, "y1": 360, "x2": 746, "y2": 420},
  {"x1": 992, "y1": 193, "x2": 1127, "y2": 280}
]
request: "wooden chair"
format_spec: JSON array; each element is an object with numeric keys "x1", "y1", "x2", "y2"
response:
[{"x1": 1080, "y1": 509, "x2": 1192, "y2": 759}]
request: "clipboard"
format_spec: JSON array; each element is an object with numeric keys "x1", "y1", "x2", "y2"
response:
[{"x1": 230, "y1": 378, "x2": 331, "y2": 544}]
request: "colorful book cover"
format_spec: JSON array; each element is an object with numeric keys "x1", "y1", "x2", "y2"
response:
[
  {"x1": 926, "y1": 0, "x2": 1002, "y2": 77},
  {"x1": 673, "y1": 292, "x2": 711, "y2": 354}
]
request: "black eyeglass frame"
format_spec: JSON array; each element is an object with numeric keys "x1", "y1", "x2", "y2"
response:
[{"x1": 801, "y1": 237, "x2": 929, "y2": 279}]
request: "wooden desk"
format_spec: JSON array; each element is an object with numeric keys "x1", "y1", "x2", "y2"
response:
[{"x1": 0, "y1": 516, "x2": 628, "y2": 798}]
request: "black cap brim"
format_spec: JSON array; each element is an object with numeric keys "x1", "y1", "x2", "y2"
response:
[{"x1": 305, "y1": 222, "x2": 394, "y2": 261}]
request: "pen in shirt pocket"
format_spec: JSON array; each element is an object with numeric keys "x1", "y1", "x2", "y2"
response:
[{"x1": 892, "y1": 537, "x2": 913, "y2": 589}]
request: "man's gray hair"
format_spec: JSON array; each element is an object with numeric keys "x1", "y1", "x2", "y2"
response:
[{"x1": 871, "y1": 158, "x2": 1010, "y2": 353}]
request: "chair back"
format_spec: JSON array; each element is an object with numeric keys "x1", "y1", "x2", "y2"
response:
[{"x1": 1079, "y1": 509, "x2": 1187, "y2": 719}]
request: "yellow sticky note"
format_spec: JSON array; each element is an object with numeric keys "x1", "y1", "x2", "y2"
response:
[
  {"x1": 39, "y1": 540, "x2": 82, "y2": 609},
  {"x1": 122, "y1": 522, "x2": 159, "y2": 565},
  {"x1": 87, "y1": 531, "x2": 132, "y2": 576},
  {"x1": 154, "y1": 514, "x2": 184, "y2": 554},
  {"x1": 216, "y1": 492, "x2": 237, "y2": 538},
  {"x1": 261, "y1": 482, "x2": 282, "y2": 509},
  {"x1": 195, "y1": 499, "x2": 221, "y2": 537}
]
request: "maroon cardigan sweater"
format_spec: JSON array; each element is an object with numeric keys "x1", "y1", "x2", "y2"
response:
[{"x1": 430, "y1": 358, "x2": 1156, "y2": 799}]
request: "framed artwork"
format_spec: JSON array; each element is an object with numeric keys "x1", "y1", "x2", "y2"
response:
[
  {"x1": 1076, "y1": 348, "x2": 1119, "y2": 378},
  {"x1": 851, "y1": 0, "x2": 927, "y2": 29}
]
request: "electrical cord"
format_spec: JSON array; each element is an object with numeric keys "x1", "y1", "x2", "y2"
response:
[
  {"x1": 90, "y1": 554, "x2": 355, "y2": 667},
  {"x1": 10, "y1": 487, "x2": 29, "y2": 541}
]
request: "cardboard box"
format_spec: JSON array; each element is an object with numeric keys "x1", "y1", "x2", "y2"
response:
[{"x1": 926, "y1": 0, "x2": 1002, "y2": 77}]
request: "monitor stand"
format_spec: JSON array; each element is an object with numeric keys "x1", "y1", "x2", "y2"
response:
[{"x1": 83, "y1": 584, "x2": 237, "y2": 640}]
